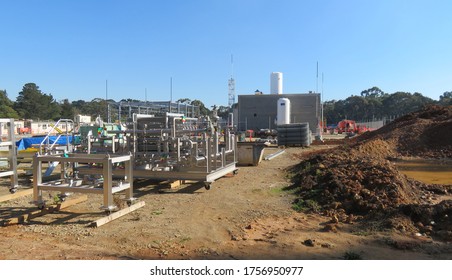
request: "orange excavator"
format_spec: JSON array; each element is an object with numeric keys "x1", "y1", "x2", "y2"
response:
[{"x1": 337, "y1": 120, "x2": 369, "y2": 135}]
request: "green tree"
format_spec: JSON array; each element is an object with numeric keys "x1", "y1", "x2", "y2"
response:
[
  {"x1": 216, "y1": 105, "x2": 230, "y2": 119},
  {"x1": 323, "y1": 87, "x2": 436, "y2": 124},
  {"x1": 86, "y1": 99, "x2": 108, "y2": 120},
  {"x1": 0, "y1": 90, "x2": 19, "y2": 118},
  {"x1": 14, "y1": 83, "x2": 61, "y2": 120},
  {"x1": 322, "y1": 100, "x2": 337, "y2": 125},
  {"x1": 360, "y1": 86, "x2": 385, "y2": 98},
  {"x1": 190, "y1": 99, "x2": 210, "y2": 116},
  {"x1": 59, "y1": 99, "x2": 75, "y2": 120},
  {"x1": 71, "y1": 100, "x2": 87, "y2": 116},
  {"x1": 439, "y1": 91, "x2": 452, "y2": 105},
  {"x1": 343, "y1": 95, "x2": 368, "y2": 120},
  {"x1": 176, "y1": 98, "x2": 191, "y2": 104},
  {"x1": 382, "y1": 91, "x2": 434, "y2": 117},
  {"x1": 70, "y1": 99, "x2": 105, "y2": 120}
]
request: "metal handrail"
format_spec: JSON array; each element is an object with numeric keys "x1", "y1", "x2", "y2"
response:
[{"x1": 39, "y1": 119, "x2": 74, "y2": 154}]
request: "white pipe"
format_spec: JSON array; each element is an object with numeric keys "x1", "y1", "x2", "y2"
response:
[
  {"x1": 133, "y1": 113, "x2": 155, "y2": 122},
  {"x1": 166, "y1": 112, "x2": 184, "y2": 118}
]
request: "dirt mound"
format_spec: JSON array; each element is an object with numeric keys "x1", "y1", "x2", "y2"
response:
[
  {"x1": 288, "y1": 146, "x2": 423, "y2": 216},
  {"x1": 355, "y1": 105, "x2": 452, "y2": 158},
  {"x1": 400, "y1": 200, "x2": 452, "y2": 240},
  {"x1": 288, "y1": 105, "x2": 452, "y2": 240}
]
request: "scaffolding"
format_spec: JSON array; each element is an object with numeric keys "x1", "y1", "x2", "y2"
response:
[{"x1": 112, "y1": 100, "x2": 200, "y2": 122}]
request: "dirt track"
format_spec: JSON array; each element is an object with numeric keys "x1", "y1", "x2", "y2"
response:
[{"x1": 1, "y1": 146, "x2": 451, "y2": 260}]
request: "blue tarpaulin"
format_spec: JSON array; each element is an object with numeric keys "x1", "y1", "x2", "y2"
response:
[{"x1": 16, "y1": 136, "x2": 74, "y2": 151}]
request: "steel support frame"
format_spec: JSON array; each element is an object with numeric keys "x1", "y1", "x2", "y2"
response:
[
  {"x1": 0, "y1": 118, "x2": 18, "y2": 192},
  {"x1": 33, "y1": 153, "x2": 134, "y2": 211}
]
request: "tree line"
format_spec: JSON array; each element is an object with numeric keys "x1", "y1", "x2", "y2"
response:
[
  {"x1": 323, "y1": 86, "x2": 452, "y2": 124},
  {"x1": 0, "y1": 83, "x2": 213, "y2": 122},
  {"x1": 1, "y1": 83, "x2": 451, "y2": 124}
]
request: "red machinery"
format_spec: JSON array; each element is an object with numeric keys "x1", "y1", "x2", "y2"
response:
[{"x1": 337, "y1": 120, "x2": 369, "y2": 135}]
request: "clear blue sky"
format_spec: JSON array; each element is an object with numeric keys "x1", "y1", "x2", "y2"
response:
[{"x1": 1, "y1": 0, "x2": 451, "y2": 107}]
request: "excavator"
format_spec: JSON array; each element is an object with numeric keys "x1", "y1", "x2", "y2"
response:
[{"x1": 337, "y1": 119, "x2": 369, "y2": 135}]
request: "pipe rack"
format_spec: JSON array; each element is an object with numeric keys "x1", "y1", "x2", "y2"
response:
[
  {"x1": 126, "y1": 113, "x2": 237, "y2": 188},
  {"x1": 71, "y1": 112, "x2": 238, "y2": 189}
]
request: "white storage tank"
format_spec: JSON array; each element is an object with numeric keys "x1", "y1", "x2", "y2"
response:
[
  {"x1": 270, "y1": 72, "x2": 283, "y2": 94},
  {"x1": 277, "y1": 97, "x2": 291, "y2": 125}
]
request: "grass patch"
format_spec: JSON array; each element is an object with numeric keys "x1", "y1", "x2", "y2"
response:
[
  {"x1": 269, "y1": 187, "x2": 284, "y2": 195},
  {"x1": 292, "y1": 199, "x2": 321, "y2": 212},
  {"x1": 179, "y1": 236, "x2": 192, "y2": 243},
  {"x1": 152, "y1": 210, "x2": 163, "y2": 215}
]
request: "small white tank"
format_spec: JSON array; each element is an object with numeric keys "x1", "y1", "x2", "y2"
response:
[
  {"x1": 277, "y1": 97, "x2": 291, "y2": 125},
  {"x1": 270, "y1": 72, "x2": 283, "y2": 94}
]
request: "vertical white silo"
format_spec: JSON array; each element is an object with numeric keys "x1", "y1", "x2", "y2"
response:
[
  {"x1": 277, "y1": 97, "x2": 291, "y2": 125},
  {"x1": 270, "y1": 72, "x2": 283, "y2": 94}
]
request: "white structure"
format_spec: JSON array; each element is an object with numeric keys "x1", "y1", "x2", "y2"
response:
[
  {"x1": 270, "y1": 72, "x2": 283, "y2": 95},
  {"x1": 75, "y1": 115, "x2": 92, "y2": 124},
  {"x1": 30, "y1": 120, "x2": 74, "y2": 135},
  {"x1": 0, "y1": 120, "x2": 28, "y2": 136},
  {"x1": 277, "y1": 97, "x2": 291, "y2": 125}
]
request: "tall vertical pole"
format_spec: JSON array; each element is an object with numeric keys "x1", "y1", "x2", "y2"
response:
[
  {"x1": 145, "y1": 88, "x2": 148, "y2": 114},
  {"x1": 316, "y1": 61, "x2": 319, "y2": 94},
  {"x1": 118, "y1": 102, "x2": 121, "y2": 123},
  {"x1": 228, "y1": 54, "x2": 236, "y2": 108},
  {"x1": 321, "y1": 72, "x2": 324, "y2": 137},
  {"x1": 105, "y1": 79, "x2": 109, "y2": 123},
  {"x1": 231, "y1": 54, "x2": 234, "y2": 77},
  {"x1": 170, "y1": 77, "x2": 173, "y2": 113}
]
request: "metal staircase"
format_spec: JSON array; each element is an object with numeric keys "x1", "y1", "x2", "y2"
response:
[{"x1": 38, "y1": 119, "x2": 75, "y2": 177}]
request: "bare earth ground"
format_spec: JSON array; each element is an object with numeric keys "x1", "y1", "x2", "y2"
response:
[{"x1": 1, "y1": 145, "x2": 452, "y2": 260}]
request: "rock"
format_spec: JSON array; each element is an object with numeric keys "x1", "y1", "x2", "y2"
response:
[
  {"x1": 321, "y1": 243, "x2": 333, "y2": 248},
  {"x1": 245, "y1": 224, "x2": 252, "y2": 230},
  {"x1": 323, "y1": 224, "x2": 338, "y2": 233},
  {"x1": 303, "y1": 239, "x2": 315, "y2": 247}
]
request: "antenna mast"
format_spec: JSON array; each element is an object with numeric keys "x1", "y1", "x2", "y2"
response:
[
  {"x1": 228, "y1": 54, "x2": 235, "y2": 107},
  {"x1": 106, "y1": 79, "x2": 111, "y2": 123}
]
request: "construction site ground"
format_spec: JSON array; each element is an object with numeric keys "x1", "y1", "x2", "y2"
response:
[{"x1": 0, "y1": 145, "x2": 451, "y2": 260}]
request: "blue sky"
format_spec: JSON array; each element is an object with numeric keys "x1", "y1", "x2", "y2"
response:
[{"x1": 1, "y1": 0, "x2": 451, "y2": 107}]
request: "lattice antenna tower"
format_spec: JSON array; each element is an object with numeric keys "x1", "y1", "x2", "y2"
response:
[{"x1": 228, "y1": 54, "x2": 235, "y2": 107}]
